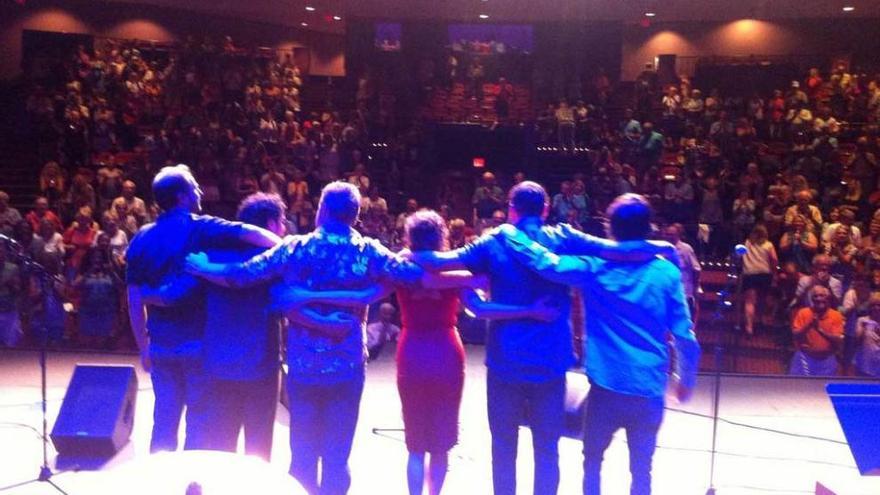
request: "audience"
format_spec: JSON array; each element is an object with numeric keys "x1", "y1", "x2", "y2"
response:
[{"x1": 4, "y1": 34, "x2": 880, "y2": 379}]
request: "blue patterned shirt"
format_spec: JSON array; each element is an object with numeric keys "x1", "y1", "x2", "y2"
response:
[{"x1": 219, "y1": 225, "x2": 421, "y2": 384}]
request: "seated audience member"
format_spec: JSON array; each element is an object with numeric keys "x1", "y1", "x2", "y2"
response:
[
  {"x1": 853, "y1": 295, "x2": 880, "y2": 377},
  {"x1": 0, "y1": 247, "x2": 23, "y2": 347},
  {"x1": 790, "y1": 285, "x2": 844, "y2": 376},
  {"x1": 365, "y1": 302, "x2": 400, "y2": 361}
]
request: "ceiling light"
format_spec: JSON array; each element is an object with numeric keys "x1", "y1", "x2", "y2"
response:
[
  {"x1": 301, "y1": 22, "x2": 308, "y2": 27},
  {"x1": 645, "y1": 12, "x2": 656, "y2": 17},
  {"x1": 305, "y1": 6, "x2": 316, "y2": 12},
  {"x1": 333, "y1": 15, "x2": 342, "y2": 21},
  {"x1": 479, "y1": 14, "x2": 489, "y2": 19},
  {"x1": 842, "y1": 6, "x2": 855, "y2": 12}
]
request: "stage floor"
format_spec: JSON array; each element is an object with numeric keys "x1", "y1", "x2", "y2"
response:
[{"x1": 0, "y1": 346, "x2": 878, "y2": 495}]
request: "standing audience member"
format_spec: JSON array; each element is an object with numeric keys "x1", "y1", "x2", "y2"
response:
[
  {"x1": 74, "y1": 246, "x2": 121, "y2": 348},
  {"x1": 741, "y1": 225, "x2": 778, "y2": 336},
  {"x1": 853, "y1": 295, "x2": 880, "y2": 377},
  {"x1": 0, "y1": 191, "x2": 22, "y2": 237},
  {"x1": 790, "y1": 285, "x2": 844, "y2": 376},
  {"x1": 0, "y1": 248, "x2": 23, "y2": 347},
  {"x1": 472, "y1": 172, "x2": 505, "y2": 234},
  {"x1": 662, "y1": 224, "x2": 701, "y2": 321},
  {"x1": 25, "y1": 197, "x2": 62, "y2": 233}
]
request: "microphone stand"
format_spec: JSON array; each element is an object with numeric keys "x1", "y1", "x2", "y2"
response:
[
  {"x1": 705, "y1": 249, "x2": 741, "y2": 495},
  {"x1": 0, "y1": 235, "x2": 70, "y2": 495}
]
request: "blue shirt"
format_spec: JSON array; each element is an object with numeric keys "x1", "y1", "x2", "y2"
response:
[
  {"x1": 218, "y1": 225, "x2": 422, "y2": 384},
  {"x1": 502, "y1": 229, "x2": 700, "y2": 398},
  {"x1": 455, "y1": 220, "x2": 609, "y2": 382},
  {"x1": 125, "y1": 208, "x2": 245, "y2": 354},
  {"x1": 202, "y1": 245, "x2": 279, "y2": 381}
]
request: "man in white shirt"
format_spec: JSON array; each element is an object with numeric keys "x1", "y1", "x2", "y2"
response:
[
  {"x1": 366, "y1": 303, "x2": 400, "y2": 360},
  {"x1": 663, "y1": 223, "x2": 701, "y2": 320}
]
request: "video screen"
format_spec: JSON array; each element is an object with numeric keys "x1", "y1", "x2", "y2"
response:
[
  {"x1": 448, "y1": 24, "x2": 534, "y2": 55},
  {"x1": 375, "y1": 23, "x2": 402, "y2": 52}
]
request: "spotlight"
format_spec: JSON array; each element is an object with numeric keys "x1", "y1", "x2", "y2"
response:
[
  {"x1": 479, "y1": 14, "x2": 489, "y2": 19},
  {"x1": 645, "y1": 12, "x2": 656, "y2": 17},
  {"x1": 333, "y1": 15, "x2": 342, "y2": 21},
  {"x1": 305, "y1": 6, "x2": 316, "y2": 11},
  {"x1": 842, "y1": 6, "x2": 855, "y2": 12},
  {"x1": 301, "y1": 22, "x2": 308, "y2": 27}
]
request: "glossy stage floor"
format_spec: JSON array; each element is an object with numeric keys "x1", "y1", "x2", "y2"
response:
[{"x1": 0, "y1": 346, "x2": 878, "y2": 495}]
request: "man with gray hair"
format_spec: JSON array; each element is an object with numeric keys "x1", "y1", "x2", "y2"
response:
[
  {"x1": 185, "y1": 180, "x2": 421, "y2": 494},
  {"x1": 0, "y1": 191, "x2": 22, "y2": 237},
  {"x1": 790, "y1": 284, "x2": 844, "y2": 376}
]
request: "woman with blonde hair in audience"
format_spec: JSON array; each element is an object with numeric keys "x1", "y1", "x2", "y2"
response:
[
  {"x1": 742, "y1": 225, "x2": 778, "y2": 335},
  {"x1": 779, "y1": 215, "x2": 819, "y2": 274}
]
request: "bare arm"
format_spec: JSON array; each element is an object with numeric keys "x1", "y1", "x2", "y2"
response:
[
  {"x1": 185, "y1": 239, "x2": 292, "y2": 288},
  {"x1": 240, "y1": 224, "x2": 282, "y2": 248},
  {"x1": 460, "y1": 288, "x2": 560, "y2": 322},
  {"x1": 410, "y1": 250, "x2": 467, "y2": 272},
  {"x1": 286, "y1": 308, "x2": 355, "y2": 341},
  {"x1": 271, "y1": 284, "x2": 392, "y2": 312},
  {"x1": 126, "y1": 285, "x2": 151, "y2": 372}
]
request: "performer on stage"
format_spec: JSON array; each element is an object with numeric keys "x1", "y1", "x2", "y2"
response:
[
  {"x1": 126, "y1": 165, "x2": 280, "y2": 453},
  {"x1": 498, "y1": 193, "x2": 700, "y2": 495},
  {"x1": 409, "y1": 182, "x2": 673, "y2": 495},
  {"x1": 184, "y1": 181, "x2": 421, "y2": 495}
]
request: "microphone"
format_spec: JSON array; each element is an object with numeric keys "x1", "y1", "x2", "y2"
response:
[{"x1": 733, "y1": 244, "x2": 747, "y2": 258}]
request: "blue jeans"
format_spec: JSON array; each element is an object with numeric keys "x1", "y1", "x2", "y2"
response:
[
  {"x1": 487, "y1": 371, "x2": 565, "y2": 495},
  {"x1": 193, "y1": 373, "x2": 280, "y2": 461},
  {"x1": 148, "y1": 353, "x2": 208, "y2": 453},
  {"x1": 287, "y1": 373, "x2": 364, "y2": 495},
  {"x1": 582, "y1": 384, "x2": 665, "y2": 495}
]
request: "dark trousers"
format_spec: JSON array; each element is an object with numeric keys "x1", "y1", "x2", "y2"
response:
[
  {"x1": 149, "y1": 354, "x2": 207, "y2": 453},
  {"x1": 192, "y1": 372, "x2": 280, "y2": 461},
  {"x1": 288, "y1": 373, "x2": 365, "y2": 495},
  {"x1": 582, "y1": 384, "x2": 665, "y2": 495},
  {"x1": 487, "y1": 371, "x2": 565, "y2": 495}
]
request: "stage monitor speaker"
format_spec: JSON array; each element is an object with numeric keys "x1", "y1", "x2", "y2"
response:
[
  {"x1": 826, "y1": 383, "x2": 880, "y2": 476},
  {"x1": 51, "y1": 364, "x2": 138, "y2": 459}
]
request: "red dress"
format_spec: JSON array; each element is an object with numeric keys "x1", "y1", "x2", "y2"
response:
[{"x1": 396, "y1": 288, "x2": 465, "y2": 453}]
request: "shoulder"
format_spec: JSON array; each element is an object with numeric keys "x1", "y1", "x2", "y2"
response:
[{"x1": 646, "y1": 257, "x2": 683, "y2": 283}]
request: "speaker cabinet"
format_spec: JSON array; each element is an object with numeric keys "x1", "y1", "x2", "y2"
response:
[{"x1": 51, "y1": 365, "x2": 138, "y2": 459}]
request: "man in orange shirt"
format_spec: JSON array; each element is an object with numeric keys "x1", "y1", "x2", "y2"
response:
[{"x1": 790, "y1": 285, "x2": 844, "y2": 376}]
